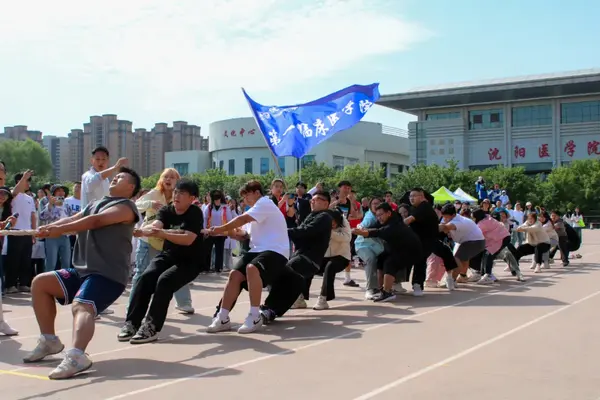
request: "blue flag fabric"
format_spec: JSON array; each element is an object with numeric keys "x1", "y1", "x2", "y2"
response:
[{"x1": 242, "y1": 83, "x2": 380, "y2": 158}]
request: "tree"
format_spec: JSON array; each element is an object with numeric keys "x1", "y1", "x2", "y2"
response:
[
  {"x1": 0, "y1": 139, "x2": 53, "y2": 179},
  {"x1": 284, "y1": 162, "x2": 336, "y2": 191},
  {"x1": 141, "y1": 173, "x2": 161, "y2": 190},
  {"x1": 543, "y1": 159, "x2": 600, "y2": 213},
  {"x1": 335, "y1": 163, "x2": 389, "y2": 199}
]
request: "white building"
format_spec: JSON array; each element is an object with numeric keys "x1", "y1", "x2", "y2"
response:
[
  {"x1": 377, "y1": 69, "x2": 600, "y2": 174},
  {"x1": 165, "y1": 117, "x2": 410, "y2": 179},
  {"x1": 42, "y1": 135, "x2": 70, "y2": 181}
]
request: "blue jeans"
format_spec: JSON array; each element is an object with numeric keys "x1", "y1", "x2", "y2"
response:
[
  {"x1": 357, "y1": 247, "x2": 379, "y2": 291},
  {"x1": 127, "y1": 241, "x2": 192, "y2": 310},
  {"x1": 44, "y1": 236, "x2": 71, "y2": 272}
]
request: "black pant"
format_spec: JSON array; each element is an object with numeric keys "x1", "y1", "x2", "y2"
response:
[
  {"x1": 288, "y1": 255, "x2": 319, "y2": 300},
  {"x1": 432, "y1": 240, "x2": 458, "y2": 272},
  {"x1": 31, "y1": 258, "x2": 45, "y2": 277},
  {"x1": 470, "y1": 236, "x2": 517, "y2": 274},
  {"x1": 126, "y1": 254, "x2": 200, "y2": 331},
  {"x1": 378, "y1": 252, "x2": 415, "y2": 277},
  {"x1": 212, "y1": 264, "x2": 305, "y2": 318},
  {"x1": 5, "y1": 236, "x2": 33, "y2": 288},
  {"x1": 405, "y1": 240, "x2": 431, "y2": 289},
  {"x1": 549, "y1": 236, "x2": 570, "y2": 264},
  {"x1": 320, "y1": 256, "x2": 349, "y2": 301},
  {"x1": 204, "y1": 236, "x2": 226, "y2": 272},
  {"x1": 517, "y1": 242, "x2": 551, "y2": 265}
]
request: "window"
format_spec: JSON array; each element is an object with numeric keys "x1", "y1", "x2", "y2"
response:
[
  {"x1": 212, "y1": 161, "x2": 216, "y2": 169},
  {"x1": 415, "y1": 122, "x2": 427, "y2": 164},
  {"x1": 173, "y1": 163, "x2": 189, "y2": 176},
  {"x1": 468, "y1": 109, "x2": 504, "y2": 130},
  {"x1": 345, "y1": 157, "x2": 359, "y2": 165},
  {"x1": 425, "y1": 112, "x2": 461, "y2": 121},
  {"x1": 380, "y1": 162, "x2": 388, "y2": 177},
  {"x1": 228, "y1": 159, "x2": 235, "y2": 175},
  {"x1": 561, "y1": 100, "x2": 600, "y2": 124},
  {"x1": 260, "y1": 157, "x2": 270, "y2": 175},
  {"x1": 301, "y1": 155, "x2": 316, "y2": 168},
  {"x1": 333, "y1": 155, "x2": 345, "y2": 172},
  {"x1": 219, "y1": 160, "x2": 224, "y2": 170},
  {"x1": 277, "y1": 157, "x2": 286, "y2": 175},
  {"x1": 511, "y1": 104, "x2": 552, "y2": 127},
  {"x1": 244, "y1": 158, "x2": 253, "y2": 174}
]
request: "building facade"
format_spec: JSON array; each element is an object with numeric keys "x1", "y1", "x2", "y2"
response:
[
  {"x1": 1, "y1": 125, "x2": 43, "y2": 143},
  {"x1": 42, "y1": 135, "x2": 70, "y2": 181},
  {"x1": 378, "y1": 69, "x2": 600, "y2": 173},
  {"x1": 165, "y1": 117, "x2": 410, "y2": 179}
]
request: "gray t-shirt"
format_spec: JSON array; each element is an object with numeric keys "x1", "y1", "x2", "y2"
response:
[{"x1": 73, "y1": 196, "x2": 139, "y2": 286}]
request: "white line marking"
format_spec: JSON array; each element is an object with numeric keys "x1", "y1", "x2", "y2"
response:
[
  {"x1": 351, "y1": 288, "x2": 600, "y2": 400},
  {"x1": 100, "y1": 268, "x2": 585, "y2": 400}
]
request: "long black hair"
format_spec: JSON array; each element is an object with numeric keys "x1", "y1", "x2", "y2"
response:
[{"x1": 0, "y1": 187, "x2": 13, "y2": 221}]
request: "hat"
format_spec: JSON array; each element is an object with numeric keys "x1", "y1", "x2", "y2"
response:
[
  {"x1": 50, "y1": 184, "x2": 69, "y2": 197},
  {"x1": 526, "y1": 201, "x2": 532, "y2": 206}
]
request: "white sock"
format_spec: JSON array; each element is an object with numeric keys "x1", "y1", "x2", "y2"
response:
[
  {"x1": 250, "y1": 306, "x2": 260, "y2": 319},
  {"x1": 344, "y1": 271, "x2": 351, "y2": 281},
  {"x1": 217, "y1": 308, "x2": 230, "y2": 321}
]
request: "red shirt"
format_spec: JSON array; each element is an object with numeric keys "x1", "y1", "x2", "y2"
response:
[{"x1": 348, "y1": 200, "x2": 362, "y2": 228}]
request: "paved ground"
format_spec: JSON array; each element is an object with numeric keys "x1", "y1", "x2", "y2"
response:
[{"x1": 1, "y1": 231, "x2": 600, "y2": 400}]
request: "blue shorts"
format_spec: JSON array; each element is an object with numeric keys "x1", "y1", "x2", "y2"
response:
[{"x1": 53, "y1": 268, "x2": 125, "y2": 316}]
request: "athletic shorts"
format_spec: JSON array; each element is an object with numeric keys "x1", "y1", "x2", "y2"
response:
[
  {"x1": 232, "y1": 251, "x2": 288, "y2": 287},
  {"x1": 53, "y1": 268, "x2": 126, "y2": 316},
  {"x1": 454, "y1": 240, "x2": 486, "y2": 262}
]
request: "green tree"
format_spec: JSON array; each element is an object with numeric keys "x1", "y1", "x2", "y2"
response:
[
  {"x1": 543, "y1": 159, "x2": 600, "y2": 213},
  {"x1": 334, "y1": 163, "x2": 389, "y2": 199},
  {"x1": 284, "y1": 162, "x2": 337, "y2": 191},
  {"x1": 0, "y1": 139, "x2": 53, "y2": 179},
  {"x1": 141, "y1": 172, "x2": 161, "y2": 190}
]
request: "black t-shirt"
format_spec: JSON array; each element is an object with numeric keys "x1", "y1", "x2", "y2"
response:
[
  {"x1": 409, "y1": 201, "x2": 439, "y2": 242},
  {"x1": 157, "y1": 204, "x2": 203, "y2": 263}
]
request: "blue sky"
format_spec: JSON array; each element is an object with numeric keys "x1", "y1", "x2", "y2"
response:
[{"x1": 0, "y1": 0, "x2": 598, "y2": 136}]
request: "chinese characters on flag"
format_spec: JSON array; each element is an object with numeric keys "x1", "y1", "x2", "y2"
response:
[{"x1": 223, "y1": 128, "x2": 256, "y2": 138}]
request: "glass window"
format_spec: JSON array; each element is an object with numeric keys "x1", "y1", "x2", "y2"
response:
[
  {"x1": 228, "y1": 159, "x2": 235, "y2": 175},
  {"x1": 511, "y1": 104, "x2": 552, "y2": 127},
  {"x1": 173, "y1": 163, "x2": 189, "y2": 176},
  {"x1": 244, "y1": 158, "x2": 253, "y2": 174},
  {"x1": 380, "y1": 162, "x2": 388, "y2": 177},
  {"x1": 278, "y1": 157, "x2": 286, "y2": 175},
  {"x1": 332, "y1": 155, "x2": 345, "y2": 172},
  {"x1": 260, "y1": 157, "x2": 269, "y2": 175},
  {"x1": 301, "y1": 155, "x2": 316, "y2": 168},
  {"x1": 561, "y1": 100, "x2": 600, "y2": 124},
  {"x1": 468, "y1": 109, "x2": 504, "y2": 130},
  {"x1": 219, "y1": 160, "x2": 224, "y2": 170},
  {"x1": 346, "y1": 157, "x2": 359, "y2": 165},
  {"x1": 425, "y1": 112, "x2": 461, "y2": 121}
]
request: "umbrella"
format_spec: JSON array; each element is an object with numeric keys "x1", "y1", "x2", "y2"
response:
[{"x1": 399, "y1": 189, "x2": 435, "y2": 205}]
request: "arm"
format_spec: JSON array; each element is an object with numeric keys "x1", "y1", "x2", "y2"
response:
[
  {"x1": 349, "y1": 201, "x2": 363, "y2": 220},
  {"x1": 135, "y1": 190, "x2": 156, "y2": 212},
  {"x1": 31, "y1": 211, "x2": 37, "y2": 230},
  {"x1": 211, "y1": 213, "x2": 255, "y2": 234},
  {"x1": 331, "y1": 220, "x2": 352, "y2": 242},
  {"x1": 288, "y1": 212, "x2": 330, "y2": 241},
  {"x1": 40, "y1": 204, "x2": 135, "y2": 237},
  {"x1": 154, "y1": 228, "x2": 197, "y2": 246},
  {"x1": 404, "y1": 216, "x2": 415, "y2": 225},
  {"x1": 11, "y1": 170, "x2": 33, "y2": 197}
]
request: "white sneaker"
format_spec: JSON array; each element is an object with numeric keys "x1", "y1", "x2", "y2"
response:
[
  {"x1": 0, "y1": 320, "x2": 18, "y2": 336},
  {"x1": 312, "y1": 296, "x2": 329, "y2": 310},
  {"x1": 529, "y1": 261, "x2": 536, "y2": 270},
  {"x1": 467, "y1": 270, "x2": 482, "y2": 282},
  {"x1": 291, "y1": 295, "x2": 307, "y2": 309},
  {"x1": 477, "y1": 274, "x2": 494, "y2": 285},
  {"x1": 516, "y1": 272, "x2": 526, "y2": 282},
  {"x1": 534, "y1": 265, "x2": 542, "y2": 273},
  {"x1": 412, "y1": 283, "x2": 424, "y2": 297},
  {"x1": 364, "y1": 289, "x2": 379, "y2": 300},
  {"x1": 175, "y1": 305, "x2": 195, "y2": 314},
  {"x1": 48, "y1": 350, "x2": 92, "y2": 380},
  {"x1": 206, "y1": 317, "x2": 231, "y2": 333},
  {"x1": 237, "y1": 313, "x2": 262, "y2": 334},
  {"x1": 456, "y1": 275, "x2": 469, "y2": 284},
  {"x1": 392, "y1": 283, "x2": 407, "y2": 294},
  {"x1": 23, "y1": 335, "x2": 65, "y2": 363},
  {"x1": 445, "y1": 274, "x2": 456, "y2": 291}
]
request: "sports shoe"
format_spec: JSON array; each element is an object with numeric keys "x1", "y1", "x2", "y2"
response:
[
  {"x1": 0, "y1": 320, "x2": 18, "y2": 336},
  {"x1": 206, "y1": 317, "x2": 231, "y2": 333},
  {"x1": 312, "y1": 296, "x2": 329, "y2": 310},
  {"x1": 238, "y1": 313, "x2": 262, "y2": 334},
  {"x1": 48, "y1": 349, "x2": 92, "y2": 380},
  {"x1": 23, "y1": 335, "x2": 65, "y2": 363},
  {"x1": 129, "y1": 320, "x2": 158, "y2": 344},
  {"x1": 117, "y1": 321, "x2": 137, "y2": 342}
]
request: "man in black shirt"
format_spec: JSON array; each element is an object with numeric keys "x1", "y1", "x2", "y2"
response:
[
  {"x1": 403, "y1": 188, "x2": 440, "y2": 296},
  {"x1": 294, "y1": 182, "x2": 312, "y2": 224},
  {"x1": 353, "y1": 203, "x2": 421, "y2": 302},
  {"x1": 119, "y1": 180, "x2": 203, "y2": 344}
]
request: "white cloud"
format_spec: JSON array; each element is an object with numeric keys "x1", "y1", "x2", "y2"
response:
[{"x1": 0, "y1": 0, "x2": 429, "y2": 130}]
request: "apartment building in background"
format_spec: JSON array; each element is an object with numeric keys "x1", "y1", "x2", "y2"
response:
[
  {"x1": 42, "y1": 135, "x2": 70, "y2": 181},
  {"x1": 1, "y1": 125, "x2": 43, "y2": 143}
]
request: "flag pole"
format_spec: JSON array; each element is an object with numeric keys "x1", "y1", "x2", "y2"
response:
[{"x1": 241, "y1": 88, "x2": 284, "y2": 178}]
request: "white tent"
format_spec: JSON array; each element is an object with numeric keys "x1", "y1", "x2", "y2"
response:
[{"x1": 454, "y1": 188, "x2": 478, "y2": 203}]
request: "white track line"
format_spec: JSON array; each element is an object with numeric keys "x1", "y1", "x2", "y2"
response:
[
  {"x1": 351, "y1": 288, "x2": 600, "y2": 400},
  {"x1": 100, "y1": 267, "x2": 585, "y2": 400}
]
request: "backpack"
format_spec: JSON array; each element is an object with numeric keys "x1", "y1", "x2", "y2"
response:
[{"x1": 565, "y1": 224, "x2": 581, "y2": 252}]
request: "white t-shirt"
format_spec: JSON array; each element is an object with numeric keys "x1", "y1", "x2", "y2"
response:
[
  {"x1": 81, "y1": 167, "x2": 110, "y2": 208},
  {"x1": 448, "y1": 214, "x2": 485, "y2": 243},
  {"x1": 244, "y1": 196, "x2": 289, "y2": 259},
  {"x1": 11, "y1": 193, "x2": 36, "y2": 230},
  {"x1": 510, "y1": 209, "x2": 524, "y2": 225},
  {"x1": 64, "y1": 196, "x2": 81, "y2": 214}
]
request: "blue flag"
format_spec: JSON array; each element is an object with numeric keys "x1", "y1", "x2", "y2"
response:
[{"x1": 242, "y1": 83, "x2": 380, "y2": 158}]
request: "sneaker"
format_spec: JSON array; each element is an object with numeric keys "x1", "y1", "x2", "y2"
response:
[
  {"x1": 129, "y1": 320, "x2": 158, "y2": 344},
  {"x1": 206, "y1": 317, "x2": 231, "y2": 333},
  {"x1": 529, "y1": 262, "x2": 537, "y2": 270},
  {"x1": 48, "y1": 350, "x2": 92, "y2": 380},
  {"x1": 0, "y1": 320, "x2": 18, "y2": 336},
  {"x1": 467, "y1": 270, "x2": 481, "y2": 282},
  {"x1": 18, "y1": 286, "x2": 30, "y2": 293},
  {"x1": 23, "y1": 335, "x2": 65, "y2": 363},
  {"x1": 445, "y1": 274, "x2": 456, "y2": 291},
  {"x1": 373, "y1": 290, "x2": 396, "y2": 302},
  {"x1": 291, "y1": 295, "x2": 307, "y2": 309},
  {"x1": 117, "y1": 321, "x2": 137, "y2": 342},
  {"x1": 412, "y1": 283, "x2": 424, "y2": 297},
  {"x1": 312, "y1": 296, "x2": 329, "y2": 310},
  {"x1": 259, "y1": 308, "x2": 276, "y2": 325},
  {"x1": 516, "y1": 272, "x2": 526, "y2": 282},
  {"x1": 237, "y1": 313, "x2": 262, "y2": 334},
  {"x1": 5, "y1": 286, "x2": 18, "y2": 294},
  {"x1": 175, "y1": 305, "x2": 195, "y2": 314},
  {"x1": 343, "y1": 279, "x2": 359, "y2": 287},
  {"x1": 392, "y1": 283, "x2": 407, "y2": 294},
  {"x1": 489, "y1": 273, "x2": 498, "y2": 282},
  {"x1": 364, "y1": 289, "x2": 380, "y2": 300},
  {"x1": 534, "y1": 265, "x2": 542, "y2": 273},
  {"x1": 456, "y1": 275, "x2": 469, "y2": 284},
  {"x1": 477, "y1": 274, "x2": 494, "y2": 285}
]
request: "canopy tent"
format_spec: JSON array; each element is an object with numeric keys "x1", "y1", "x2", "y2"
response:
[
  {"x1": 454, "y1": 188, "x2": 478, "y2": 203},
  {"x1": 431, "y1": 186, "x2": 461, "y2": 204}
]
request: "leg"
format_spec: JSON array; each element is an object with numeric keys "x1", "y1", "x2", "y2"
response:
[
  {"x1": 59, "y1": 236, "x2": 72, "y2": 270},
  {"x1": 357, "y1": 247, "x2": 378, "y2": 291},
  {"x1": 263, "y1": 266, "x2": 304, "y2": 317},
  {"x1": 433, "y1": 240, "x2": 459, "y2": 272},
  {"x1": 127, "y1": 241, "x2": 158, "y2": 312},
  {"x1": 18, "y1": 237, "x2": 34, "y2": 288},
  {"x1": 412, "y1": 242, "x2": 432, "y2": 292},
  {"x1": 213, "y1": 236, "x2": 226, "y2": 272},
  {"x1": 4, "y1": 237, "x2": 21, "y2": 290},
  {"x1": 288, "y1": 255, "x2": 318, "y2": 306},
  {"x1": 558, "y1": 236, "x2": 570, "y2": 265},
  {"x1": 173, "y1": 283, "x2": 194, "y2": 312},
  {"x1": 125, "y1": 256, "x2": 170, "y2": 328},
  {"x1": 203, "y1": 237, "x2": 215, "y2": 272},
  {"x1": 44, "y1": 238, "x2": 59, "y2": 273},
  {"x1": 515, "y1": 243, "x2": 535, "y2": 261},
  {"x1": 0, "y1": 278, "x2": 18, "y2": 335},
  {"x1": 320, "y1": 256, "x2": 349, "y2": 301}
]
